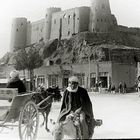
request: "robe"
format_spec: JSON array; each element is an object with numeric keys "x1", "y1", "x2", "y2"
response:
[{"x1": 57, "y1": 86, "x2": 96, "y2": 138}]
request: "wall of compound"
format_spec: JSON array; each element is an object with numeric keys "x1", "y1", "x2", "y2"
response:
[
  {"x1": 50, "y1": 7, "x2": 90, "y2": 40},
  {"x1": 26, "y1": 21, "x2": 32, "y2": 46},
  {"x1": 112, "y1": 63, "x2": 136, "y2": 88},
  {"x1": 30, "y1": 19, "x2": 45, "y2": 44},
  {"x1": 11, "y1": 0, "x2": 119, "y2": 51}
]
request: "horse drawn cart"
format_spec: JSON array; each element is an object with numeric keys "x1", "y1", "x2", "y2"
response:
[{"x1": 0, "y1": 88, "x2": 57, "y2": 140}]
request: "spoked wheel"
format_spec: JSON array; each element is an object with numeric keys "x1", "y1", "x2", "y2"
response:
[{"x1": 18, "y1": 101, "x2": 39, "y2": 140}]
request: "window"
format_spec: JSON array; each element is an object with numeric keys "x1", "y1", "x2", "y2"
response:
[
  {"x1": 68, "y1": 31, "x2": 70, "y2": 35},
  {"x1": 73, "y1": 13, "x2": 76, "y2": 18},
  {"x1": 68, "y1": 15, "x2": 70, "y2": 24},
  {"x1": 37, "y1": 76, "x2": 45, "y2": 87},
  {"x1": 102, "y1": 4, "x2": 105, "y2": 9},
  {"x1": 48, "y1": 75, "x2": 58, "y2": 87}
]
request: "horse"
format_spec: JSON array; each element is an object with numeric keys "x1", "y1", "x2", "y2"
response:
[
  {"x1": 32, "y1": 86, "x2": 62, "y2": 132},
  {"x1": 52, "y1": 109, "x2": 103, "y2": 140}
]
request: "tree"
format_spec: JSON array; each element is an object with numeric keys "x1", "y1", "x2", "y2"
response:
[
  {"x1": 14, "y1": 47, "x2": 43, "y2": 91},
  {"x1": 14, "y1": 49, "x2": 27, "y2": 70}
]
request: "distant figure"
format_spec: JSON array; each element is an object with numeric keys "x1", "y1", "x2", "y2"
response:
[
  {"x1": 108, "y1": 84, "x2": 111, "y2": 93},
  {"x1": 111, "y1": 85, "x2": 116, "y2": 94},
  {"x1": 137, "y1": 76, "x2": 140, "y2": 97},
  {"x1": 7, "y1": 70, "x2": 26, "y2": 94},
  {"x1": 22, "y1": 78, "x2": 27, "y2": 89},
  {"x1": 118, "y1": 82, "x2": 123, "y2": 93},
  {"x1": 123, "y1": 82, "x2": 127, "y2": 94},
  {"x1": 98, "y1": 81, "x2": 102, "y2": 93}
]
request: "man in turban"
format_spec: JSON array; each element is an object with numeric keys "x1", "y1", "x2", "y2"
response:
[{"x1": 57, "y1": 76, "x2": 96, "y2": 139}]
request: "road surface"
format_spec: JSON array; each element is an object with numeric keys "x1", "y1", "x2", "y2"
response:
[{"x1": 0, "y1": 92, "x2": 140, "y2": 139}]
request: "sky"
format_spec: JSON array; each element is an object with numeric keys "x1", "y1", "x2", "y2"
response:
[{"x1": 0, "y1": 0, "x2": 140, "y2": 58}]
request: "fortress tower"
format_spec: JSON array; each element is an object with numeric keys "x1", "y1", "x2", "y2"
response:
[
  {"x1": 44, "y1": 7, "x2": 61, "y2": 41},
  {"x1": 89, "y1": 0, "x2": 117, "y2": 33},
  {"x1": 10, "y1": 18, "x2": 27, "y2": 52}
]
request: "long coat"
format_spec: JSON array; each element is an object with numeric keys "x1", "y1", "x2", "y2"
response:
[
  {"x1": 7, "y1": 78, "x2": 26, "y2": 94},
  {"x1": 57, "y1": 86, "x2": 95, "y2": 137}
]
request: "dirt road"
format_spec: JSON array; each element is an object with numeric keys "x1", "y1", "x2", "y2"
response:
[{"x1": 0, "y1": 92, "x2": 140, "y2": 139}]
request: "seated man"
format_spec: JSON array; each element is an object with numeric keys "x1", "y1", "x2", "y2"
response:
[
  {"x1": 7, "y1": 70, "x2": 26, "y2": 94},
  {"x1": 57, "y1": 76, "x2": 96, "y2": 139}
]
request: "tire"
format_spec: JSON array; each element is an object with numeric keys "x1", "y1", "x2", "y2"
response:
[{"x1": 18, "y1": 101, "x2": 39, "y2": 140}]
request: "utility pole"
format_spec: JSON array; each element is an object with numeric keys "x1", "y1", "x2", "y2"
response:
[
  {"x1": 83, "y1": 40, "x2": 91, "y2": 91},
  {"x1": 88, "y1": 54, "x2": 91, "y2": 90}
]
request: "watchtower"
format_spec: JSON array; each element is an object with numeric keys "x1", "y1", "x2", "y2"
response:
[
  {"x1": 89, "y1": 0, "x2": 117, "y2": 33},
  {"x1": 10, "y1": 18, "x2": 27, "y2": 52},
  {"x1": 44, "y1": 7, "x2": 61, "y2": 42}
]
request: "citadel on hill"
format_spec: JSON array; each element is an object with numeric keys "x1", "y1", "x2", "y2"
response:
[
  {"x1": 1, "y1": 0, "x2": 140, "y2": 91},
  {"x1": 10, "y1": 0, "x2": 118, "y2": 52}
]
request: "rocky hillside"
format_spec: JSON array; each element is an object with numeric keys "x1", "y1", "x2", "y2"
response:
[
  {"x1": 42, "y1": 31, "x2": 140, "y2": 65},
  {"x1": 1, "y1": 31, "x2": 140, "y2": 66}
]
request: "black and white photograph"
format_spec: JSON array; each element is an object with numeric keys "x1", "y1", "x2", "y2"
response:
[{"x1": 0, "y1": 0, "x2": 140, "y2": 139}]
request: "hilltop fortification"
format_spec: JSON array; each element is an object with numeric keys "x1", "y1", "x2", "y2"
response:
[{"x1": 10, "y1": 0, "x2": 118, "y2": 52}]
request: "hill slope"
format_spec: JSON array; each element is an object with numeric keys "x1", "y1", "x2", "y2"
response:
[{"x1": 1, "y1": 31, "x2": 140, "y2": 66}]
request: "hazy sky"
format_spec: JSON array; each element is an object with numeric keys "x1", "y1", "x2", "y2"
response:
[{"x1": 0, "y1": 0, "x2": 140, "y2": 58}]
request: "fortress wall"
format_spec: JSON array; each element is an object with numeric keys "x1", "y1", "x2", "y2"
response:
[
  {"x1": 10, "y1": 0, "x2": 120, "y2": 51},
  {"x1": 30, "y1": 19, "x2": 45, "y2": 44},
  {"x1": 26, "y1": 21, "x2": 32, "y2": 46},
  {"x1": 78, "y1": 7, "x2": 90, "y2": 32},
  {"x1": 50, "y1": 7, "x2": 90, "y2": 40},
  {"x1": 117, "y1": 25, "x2": 140, "y2": 35}
]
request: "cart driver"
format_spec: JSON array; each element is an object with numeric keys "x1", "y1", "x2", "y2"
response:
[{"x1": 7, "y1": 70, "x2": 26, "y2": 94}]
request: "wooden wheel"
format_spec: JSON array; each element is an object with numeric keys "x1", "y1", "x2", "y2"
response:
[{"x1": 18, "y1": 101, "x2": 39, "y2": 140}]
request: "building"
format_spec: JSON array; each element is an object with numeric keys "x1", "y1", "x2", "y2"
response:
[
  {"x1": 4, "y1": 0, "x2": 140, "y2": 91},
  {"x1": 33, "y1": 61, "x2": 137, "y2": 91},
  {"x1": 10, "y1": 0, "x2": 117, "y2": 52}
]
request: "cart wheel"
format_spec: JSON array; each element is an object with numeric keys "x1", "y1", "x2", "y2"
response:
[{"x1": 18, "y1": 101, "x2": 39, "y2": 140}]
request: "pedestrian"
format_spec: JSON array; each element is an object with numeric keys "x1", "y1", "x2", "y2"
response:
[
  {"x1": 123, "y1": 82, "x2": 127, "y2": 94},
  {"x1": 98, "y1": 81, "x2": 102, "y2": 93},
  {"x1": 111, "y1": 85, "x2": 116, "y2": 94},
  {"x1": 108, "y1": 84, "x2": 111, "y2": 93},
  {"x1": 137, "y1": 76, "x2": 140, "y2": 97},
  {"x1": 118, "y1": 82, "x2": 123, "y2": 94},
  {"x1": 57, "y1": 76, "x2": 96, "y2": 139},
  {"x1": 7, "y1": 70, "x2": 26, "y2": 94}
]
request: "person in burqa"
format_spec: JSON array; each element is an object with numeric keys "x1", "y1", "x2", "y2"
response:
[
  {"x1": 57, "y1": 76, "x2": 96, "y2": 139},
  {"x1": 7, "y1": 70, "x2": 26, "y2": 94}
]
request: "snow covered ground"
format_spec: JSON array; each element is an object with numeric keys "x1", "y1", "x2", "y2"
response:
[{"x1": 0, "y1": 92, "x2": 140, "y2": 139}]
